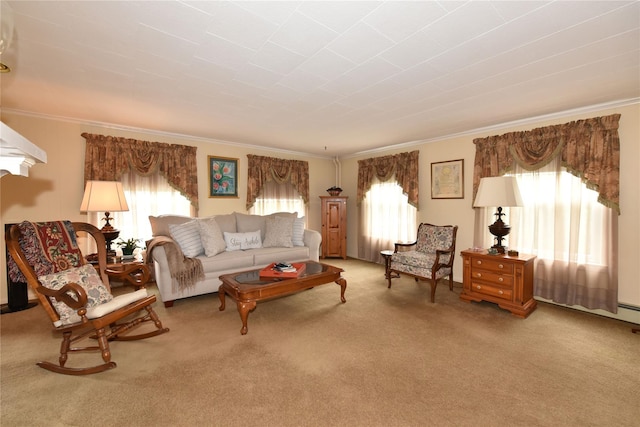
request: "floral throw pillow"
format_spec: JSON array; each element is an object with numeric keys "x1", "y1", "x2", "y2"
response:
[{"x1": 38, "y1": 264, "x2": 113, "y2": 326}]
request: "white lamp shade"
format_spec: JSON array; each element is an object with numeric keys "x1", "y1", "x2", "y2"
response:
[
  {"x1": 80, "y1": 181, "x2": 129, "y2": 212},
  {"x1": 473, "y1": 176, "x2": 524, "y2": 208}
]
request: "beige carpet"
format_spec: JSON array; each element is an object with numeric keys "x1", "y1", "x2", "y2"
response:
[{"x1": 1, "y1": 258, "x2": 638, "y2": 427}]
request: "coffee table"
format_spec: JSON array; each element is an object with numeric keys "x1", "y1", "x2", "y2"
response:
[{"x1": 218, "y1": 261, "x2": 346, "y2": 335}]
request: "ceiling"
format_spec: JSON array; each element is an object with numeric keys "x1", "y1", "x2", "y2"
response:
[{"x1": 1, "y1": 1, "x2": 638, "y2": 157}]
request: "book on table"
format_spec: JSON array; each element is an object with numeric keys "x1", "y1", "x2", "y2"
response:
[{"x1": 259, "y1": 262, "x2": 306, "y2": 279}]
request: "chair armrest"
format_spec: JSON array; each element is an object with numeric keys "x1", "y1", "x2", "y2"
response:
[
  {"x1": 105, "y1": 263, "x2": 151, "y2": 289},
  {"x1": 435, "y1": 248, "x2": 455, "y2": 267},
  {"x1": 394, "y1": 241, "x2": 417, "y2": 252},
  {"x1": 37, "y1": 282, "x2": 89, "y2": 314}
]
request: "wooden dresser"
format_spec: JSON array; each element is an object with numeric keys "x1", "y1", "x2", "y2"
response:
[
  {"x1": 460, "y1": 249, "x2": 537, "y2": 318},
  {"x1": 320, "y1": 196, "x2": 347, "y2": 259}
]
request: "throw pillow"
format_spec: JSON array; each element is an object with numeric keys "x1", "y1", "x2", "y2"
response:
[
  {"x1": 263, "y1": 216, "x2": 294, "y2": 248},
  {"x1": 169, "y1": 220, "x2": 204, "y2": 257},
  {"x1": 198, "y1": 217, "x2": 227, "y2": 257},
  {"x1": 292, "y1": 216, "x2": 305, "y2": 246},
  {"x1": 38, "y1": 264, "x2": 113, "y2": 326},
  {"x1": 223, "y1": 231, "x2": 262, "y2": 251},
  {"x1": 149, "y1": 215, "x2": 192, "y2": 237}
]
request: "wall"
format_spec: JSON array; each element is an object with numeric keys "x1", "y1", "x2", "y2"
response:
[
  {"x1": 2, "y1": 103, "x2": 638, "y2": 323},
  {"x1": 339, "y1": 102, "x2": 639, "y2": 322},
  {"x1": 0, "y1": 112, "x2": 336, "y2": 304}
]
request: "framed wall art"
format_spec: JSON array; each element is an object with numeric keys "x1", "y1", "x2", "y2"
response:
[
  {"x1": 431, "y1": 159, "x2": 464, "y2": 199},
  {"x1": 208, "y1": 156, "x2": 238, "y2": 198}
]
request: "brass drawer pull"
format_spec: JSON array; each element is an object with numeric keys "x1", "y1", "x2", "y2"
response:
[
  {"x1": 498, "y1": 264, "x2": 504, "y2": 269},
  {"x1": 476, "y1": 260, "x2": 482, "y2": 265},
  {"x1": 498, "y1": 277, "x2": 503, "y2": 282},
  {"x1": 476, "y1": 273, "x2": 482, "y2": 278},
  {"x1": 476, "y1": 285, "x2": 481, "y2": 290},
  {"x1": 498, "y1": 290, "x2": 504, "y2": 295}
]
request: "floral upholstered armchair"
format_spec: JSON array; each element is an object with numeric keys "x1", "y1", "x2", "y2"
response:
[{"x1": 388, "y1": 223, "x2": 458, "y2": 303}]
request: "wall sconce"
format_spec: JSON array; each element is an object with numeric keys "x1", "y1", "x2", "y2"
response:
[
  {"x1": 473, "y1": 176, "x2": 523, "y2": 253},
  {"x1": 0, "y1": 2, "x2": 15, "y2": 73}
]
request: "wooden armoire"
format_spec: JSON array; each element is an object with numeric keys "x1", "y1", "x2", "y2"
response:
[{"x1": 320, "y1": 196, "x2": 347, "y2": 259}]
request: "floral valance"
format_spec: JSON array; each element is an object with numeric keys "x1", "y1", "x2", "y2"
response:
[
  {"x1": 472, "y1": 114, "x2": 621, "y2": 213},
  {"x1": 357, "y1": 150, "x2": 419, "y2": 208},
  {"x1": 246, "y1": 155, "x2": 309, "y2": 210},
  {"x1": 82, "y1": 133, "x2": 199, "y2": 208}
]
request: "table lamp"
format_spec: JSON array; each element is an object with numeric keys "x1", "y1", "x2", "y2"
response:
[
  {"x1": 80, "y1": 180, "x2": 129, "y2": 256},
  {"x1": 473, "y1": 176, "x2": 523, "y2": 253}
]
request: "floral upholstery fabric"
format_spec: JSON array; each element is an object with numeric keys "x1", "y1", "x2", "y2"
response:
[
  {"x1": 7, "y1": 221, "x2": 84, "y2": 283},
  {"x1": 390, "y1": 252, "x2": 452, "y2": 280},
  {"x1": 415, "y1": 224, "x2": 454, "y2": 256},
  {"x1": 391, "y1": 224, "x2": 455, "y2": 279},
  {"x1": 38, "y1": 264, "x2": 113, "y2": 325}
]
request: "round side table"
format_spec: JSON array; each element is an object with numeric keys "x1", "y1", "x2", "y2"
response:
[{"x1": 380, "y1": 250, "x2": 399, "y2": 280}]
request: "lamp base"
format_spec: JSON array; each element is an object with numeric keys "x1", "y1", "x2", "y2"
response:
[
  {"x1": 488, "y1": 208, "x2": 511, "y2": 254},
  {"x1": 102, "y1": 229, "x2": 120, "y2": 257}
]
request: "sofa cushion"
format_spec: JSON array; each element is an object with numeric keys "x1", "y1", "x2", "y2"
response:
[
  {"x1": 213, "y1": 213, "x2": 237, "y2": 234},
  {"x1": 235, "y1": 212, "x2": 267, "y2": 240},
  {"x1": 169, "y1": 220, "x2": 204, "y2": 257},
  {"x1": 292, "y1": 216, "x2": 305, "y2": 246},
  {"x1": 149, "y1": 215, "x2": 192, "y2": 237},
  {"x1": 235, "y1": 211, "x2": 297, "y2": 241},
  {"x1": 252, "y1": 247, "x2": 310, "y2": 265},
  {"x1": 198, "y1": 250, "x2": 255, "y2": 272},
  {"x1": 198, "y1": 217, "x2": 226, "y2": 257},
  {"x1": 263, "y1": 215, "x2": 294, "y2": 248}
]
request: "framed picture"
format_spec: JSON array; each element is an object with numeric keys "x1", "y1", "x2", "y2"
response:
[
  {"x1": 431, "y1": 159, "x2": 464, "y2": 199},
  {"x1": 208, "y1": 156, "x2": 238, "y2": 198}
]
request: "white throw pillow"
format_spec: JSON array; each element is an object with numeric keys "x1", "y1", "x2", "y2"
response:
[
  {"x1": 224, "y1": 230, "x2": 262, "y2": 251},
  {"x1": 198, "y1": 217, "x2": 227, "y2": 257},
  {"x1": 292, "y1": 216, "x2": 305, "y2": 246},
  {"x1": 263, "y1": 216, "x2": 294, "y2": 248},
  {"x1": 169, "y1": 220, "x2": 204, "y2": 257}
]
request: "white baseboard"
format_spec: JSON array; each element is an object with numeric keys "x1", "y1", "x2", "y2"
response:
[{"x1": 535, "y1": 297, "x2": 640, "y2": 325}]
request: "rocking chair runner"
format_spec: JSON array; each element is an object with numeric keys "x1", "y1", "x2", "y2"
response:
[
  {"x1": 388, "y1": 223, "x2": 458, "y2": 303},
  {"x1": 6, "y1": 220, "x2": 169, "y2": 375}
]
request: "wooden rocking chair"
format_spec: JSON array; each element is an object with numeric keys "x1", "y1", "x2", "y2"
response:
[{"x1": 6, "y1": 220, "x2": 169, "y2": 375}]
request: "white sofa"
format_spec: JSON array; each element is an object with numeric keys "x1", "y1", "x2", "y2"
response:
[{"x1": 147, "y1": 212, "x2": 321, "y2": 307}]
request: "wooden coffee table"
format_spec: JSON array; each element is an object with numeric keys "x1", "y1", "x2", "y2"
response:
[{"x1": 218, "y1": 261, "x2": 346, "y2": 335}]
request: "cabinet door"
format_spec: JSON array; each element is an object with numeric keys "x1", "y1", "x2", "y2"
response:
[{"x1": 324, "y1": 200, "x2": 343, "y2": 257}]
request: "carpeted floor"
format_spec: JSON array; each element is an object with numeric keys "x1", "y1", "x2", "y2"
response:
[{"x1": 1, "y1": 258, "x2": 638, "y2": 427}]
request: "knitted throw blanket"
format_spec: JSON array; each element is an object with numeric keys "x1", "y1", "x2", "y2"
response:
[{"x1": 147, "y1": 237, "x2": 204, "y2": 293}]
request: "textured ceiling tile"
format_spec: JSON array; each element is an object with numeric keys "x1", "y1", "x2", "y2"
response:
[
  {"x1": 204, "y1": 1, "x2": 277, "y2": 50},
  {"x1": 249, "y1": 42, "x2": 307, "y2": 75},
  {"x1": 364, "y1": 1, "x2": 448, "y2": 42},
  {"x1": 326, "y1": 22, "x2": 395, "y2": 64},
  {"x1": 269, "y1": 11, "x2": 339, "y2": 57},
  {"x1": 297, "y1": 1, "x2": 380, "y2": 33}
]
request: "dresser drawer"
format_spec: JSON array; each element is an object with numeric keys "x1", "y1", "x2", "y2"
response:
[
  {"x1": 469, "y1": 269, "x2": 514, "y2": 288},
  {"x1": 470, "y1": 281, "x2": 513, "y2": 301},
  {"x1": 471, "y1": 257, "x2": 514, "y2": 274}
]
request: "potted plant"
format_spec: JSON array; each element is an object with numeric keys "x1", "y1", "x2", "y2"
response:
[{"x1": 117, "y1": 237, "x2": 141, "y2": 256}]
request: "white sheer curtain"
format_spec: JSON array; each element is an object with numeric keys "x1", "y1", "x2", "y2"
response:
[
  {"x1": 89, "y1": 169, "x2": 193, "y2": 252},
  {"x1": 359, "y1": 175, "x2": 417, "y2": 264},
  {"x1": 249, "y1": 180, "x2": 307, "y2": 220},
  {"x1": 474, "y1": 157, "x2": 618, "y2": 312}
]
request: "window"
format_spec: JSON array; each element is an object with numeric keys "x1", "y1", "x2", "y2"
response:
[
  {"x1": 249, "y1": 180, "x2": 306, "y2": 218},
  {"x1": 91, "y1": 169, "x2": 193, "y2": 245},
  {"x1": 477, "y1": 157, "x2": 617, "y2": 312},
  {"x1": 359, "y1": 176, "x2": 417, "y2": 262}
]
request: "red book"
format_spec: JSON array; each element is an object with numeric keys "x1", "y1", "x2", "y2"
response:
[{"x1": 259, "y1": 262, "x2": 306, "y2": 279}]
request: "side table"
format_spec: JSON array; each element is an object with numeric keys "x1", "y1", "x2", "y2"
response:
[
  {"x1": 380, "y1": 250, "x2": 399, "y2": 280},
  {"x1": 105, "y1": 261, "x2": 151, "y2": 290}
]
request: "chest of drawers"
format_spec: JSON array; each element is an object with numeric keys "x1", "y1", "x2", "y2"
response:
[{"x1": 460, "y1": 249, "x2": 537, "y2": 318}]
